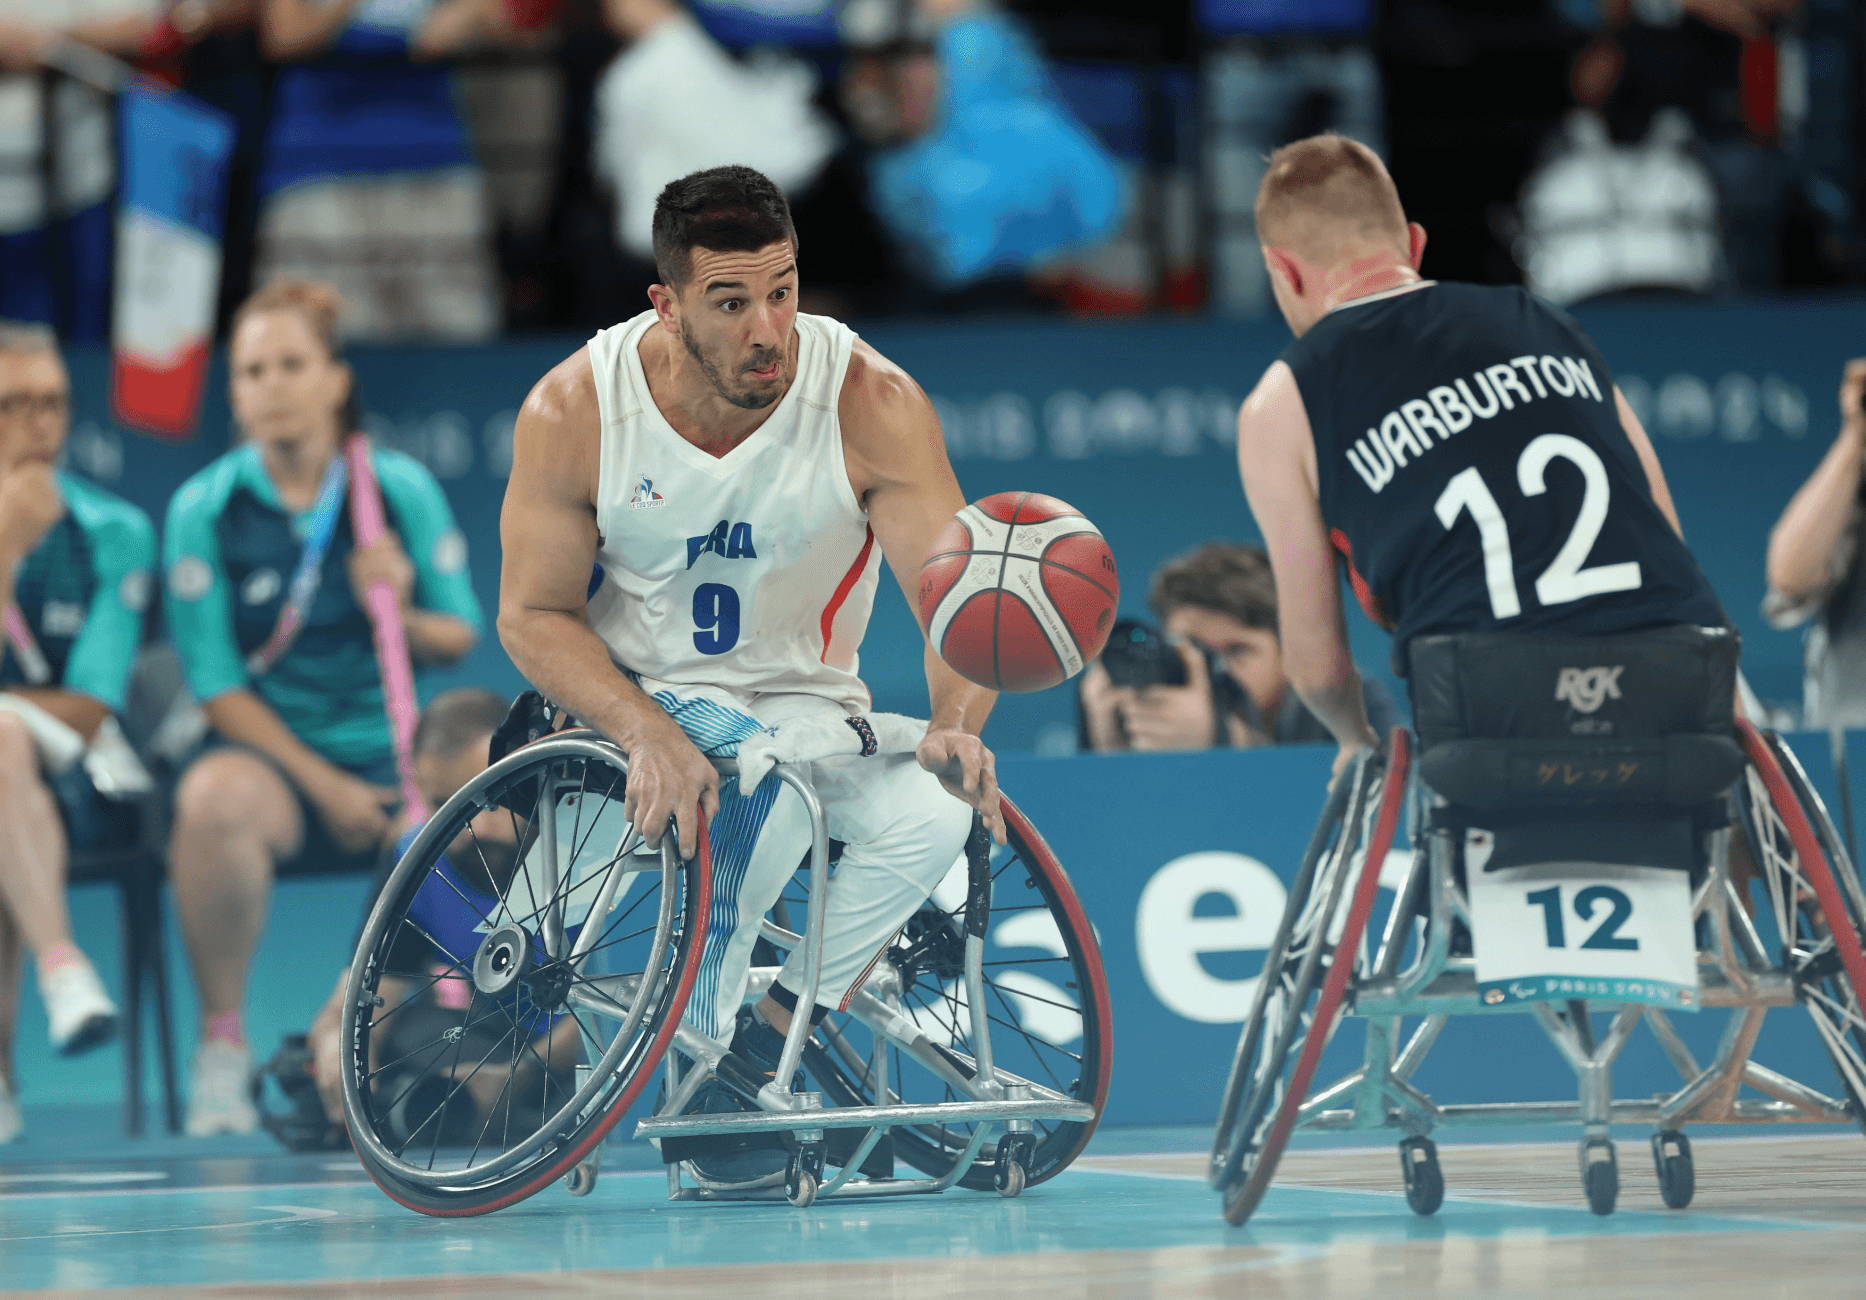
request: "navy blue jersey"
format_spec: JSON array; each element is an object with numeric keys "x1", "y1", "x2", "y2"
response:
[{"x1": 1281, "y1": 283, "x2": 1725, "y2": 672}]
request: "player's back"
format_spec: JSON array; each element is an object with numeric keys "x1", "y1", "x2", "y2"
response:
[{"x1": 1283, "y1": 281, "x2": 1725, "y2": 669}]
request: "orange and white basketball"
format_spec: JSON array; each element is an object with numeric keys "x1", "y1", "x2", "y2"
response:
[{"x1": 917, "y1": 492, "x2": 1119, "y2": 693}]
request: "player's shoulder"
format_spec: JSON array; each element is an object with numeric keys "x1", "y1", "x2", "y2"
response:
[
  {"x1": 370, "y1": 445, "x2": 442, "y2": 493},
  {"x1": 169, "y1": 443, "x2": 261, "y2": 523},
  {"x1": 59, "y1": 473, "x2": 156, "y2": 549},
  {"x1": 520, "y1": 340, "x2": 601, "y2": 434},
  {"x1": 838, "y1": 335, "x2": 927, "y2": 423}
]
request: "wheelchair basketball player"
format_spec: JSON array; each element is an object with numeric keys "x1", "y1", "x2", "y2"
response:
[
  {"x1": 496, "y1": 165, "x2": 1002, "y2": 1182},
  {"x1": 1232, "y1": 133, "x2": 1729, "y2": 774}
]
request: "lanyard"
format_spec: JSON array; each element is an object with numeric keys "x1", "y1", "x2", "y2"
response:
[
  {"x1": 344, "y1": 436, "x2": 426, "y2": 818},
  {"x1": 244, "y1": 451, "x2": 350, "y2": 675},
  {"x1": 3, "y1": 605, "x2": 51, "y2": 686}
]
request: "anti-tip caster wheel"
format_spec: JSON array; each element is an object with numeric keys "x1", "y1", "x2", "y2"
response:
[
  {"x1": 1580, "y1": 1138, "x2": 1619, "y2": 1216},
  {"x1": 563, "y1": 1159, "x2": 599, "y2": 1197},
  {"x1": 786, "y1": 1144, "x2": 825, "y2": 1208},
  {"x1": 995, "y1": 1134, "x2": 1035, "y2": 1198},
  {"x1": 1651, "y1": 1130, "x2": 1695, "y2": 1210},
  {"x1": 1399, "y1": 1136, "x2": 1443, "y2": 1216}
]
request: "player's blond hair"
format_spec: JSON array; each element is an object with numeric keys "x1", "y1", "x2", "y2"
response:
[
  {"x1": 232, "y1": 278, "x2": 345, "y2": 357},
  {"x1": 1255, "y1": 134, "x2": 1408, "y2": 264}
]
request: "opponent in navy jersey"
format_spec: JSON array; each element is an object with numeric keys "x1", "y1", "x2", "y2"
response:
[
  {"x1": 1285, "y1": 280, "x2": 1725, "y2": 664},
  {"x1": 1235, "y1": 135, "x2": 1724, "y2": 774}
]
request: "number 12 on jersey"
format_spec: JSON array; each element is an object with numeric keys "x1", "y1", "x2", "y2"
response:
[{"x1": 1435, "y1": 433, "x2": 1642, "y2": 620}]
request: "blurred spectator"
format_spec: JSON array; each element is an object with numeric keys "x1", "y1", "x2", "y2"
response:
[
  {"x1": 1765, "y1": 358, "x2": 1866, "y2": 727},
  {"x1": 0, "y1": 1, "x2": 162, "y2": 341},
  {"x1": 1199, "y1": 0, "x2": 1382, "y2": 315},
  {"x1": 842, "y1": 0, "x2": 1125, "y2": 300},
  {"x1": 591, "y1": 0, "x2": 835, "y2": 299},
  {"x1": 250, "y1": 0, "x2": 514, "y2": 341},
  {"x1": 1551, "y1": 0, "x2": 1833, "y2": 292},
  {"x1": 1078, "y1": 542, "x2": 1394, "y2": 753},
  {"x1": 303, "y1": 688, "x2": 515, "y2": 1132},
  {"x1": 162, "y1": 279, "x2": 482, "y2": 1136},
  {"x1": 0, "y1": 322, "x2": 157, "y2": 1144},
  {"x1": 1513, "y1": 106, "x2": 1723, "y2": 303}
]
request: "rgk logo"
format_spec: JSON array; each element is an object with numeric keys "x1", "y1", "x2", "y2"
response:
[{"x1": 1554, "y1": 666, "x2": 1624, "y2": 714}]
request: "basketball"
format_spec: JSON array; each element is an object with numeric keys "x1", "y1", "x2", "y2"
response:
[{"x1": 917, "y1": 492, "x2": 1119, "y2": 693}]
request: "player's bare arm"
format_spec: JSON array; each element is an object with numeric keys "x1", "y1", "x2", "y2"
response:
[
  {"x1": 1615, "y1": 386, "x2": 1686, "y2": 539},
  {"x1": 840, "y1": 340, "x2": 1005, "y2": 841},
  {"x1": 497, "y1": 346, "x2": 719, "y2": 857},
  {"x1": 1236, "y1": 360, "x2": 1377, "y2": 774}
]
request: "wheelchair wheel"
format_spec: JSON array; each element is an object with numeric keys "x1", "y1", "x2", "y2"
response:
[
  {"x1": 340, "y1": 733, "x2": 710, "y2": 1216},
  {"x1": 1738, "y1": 724, "x2": 1866, "y2": 1132},
  {"x1": 1213, "y1": 728, "x2": 1413, "y2": 1227},
  {"x1": 783, "y1": 794, "x2": 1112, "y2": 1192}
]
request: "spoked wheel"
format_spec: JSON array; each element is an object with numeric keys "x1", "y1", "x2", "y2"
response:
[
  {"x1": 341, "y1": 733, "x2": 710, "y2": 1216},
  {"x1": 772, "y1": 795, "x2": 1112, "y2": 1192},
  {"x1": 1211, "y1": 728, "x2": 1413, "y2": 1227},
  {"x1": 1738, "y1": 723, "x2": 1866, "y2": 1132}
]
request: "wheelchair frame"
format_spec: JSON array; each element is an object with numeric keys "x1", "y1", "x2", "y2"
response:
[
  {"x1": 626, "y1": 758, "x2": 1097, "y2": 1206},
  {"x1": 1213, "y1": 721, "x2": 1866, "y2": 1221},
  {"x1": 343, "y1": 732, "x2": 1103, "y2": 1214}
]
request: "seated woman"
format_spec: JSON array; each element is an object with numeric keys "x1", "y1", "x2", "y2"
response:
[
  {"x1": 163, "y1": 279, "x2": 483, "y2": 1137},
  {"x1": 0, "y1": 322, "x2": 156, "y2": 1143}
]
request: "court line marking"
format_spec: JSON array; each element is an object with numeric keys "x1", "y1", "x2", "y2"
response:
[
  {"x1": 1079, "y1": 1130, "x2": 1865, "y2": 1164},
  {"x1": 0, "y1": 1204, "x2": 338, "y2": 1243},
  {"x1": 0, "y1": 1171, "x2": 169, "y2": 1187},
  {"x1": 1068, "y1": 1163, "x2": 1834, "y2": 1231}
]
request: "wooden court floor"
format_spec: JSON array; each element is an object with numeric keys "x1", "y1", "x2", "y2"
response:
[{"x1": 2, "y1": 1130, "x2": 1862, "y2": 1299}]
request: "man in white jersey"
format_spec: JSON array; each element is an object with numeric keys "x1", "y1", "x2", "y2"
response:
[{"x1": 498, "y1": 166, "x2": 1001, "y2": 1181}]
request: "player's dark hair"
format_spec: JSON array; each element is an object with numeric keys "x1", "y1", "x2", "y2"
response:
[
  {"x1": 414, "y1": 688, "x2": 511, "y2": 761},
  {"x1": 1149, "y1": 542, "x2": 1279, "y2": 634},
  {"x1": 651, "y1": 165, "x2": 798, "y2": 288}
]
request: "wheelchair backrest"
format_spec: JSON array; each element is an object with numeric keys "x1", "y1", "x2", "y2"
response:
[{"x1": 1408, "y1": 624, "x2": 1744, "y2": 815}]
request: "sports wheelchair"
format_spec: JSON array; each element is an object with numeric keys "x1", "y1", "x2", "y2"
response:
[
  {"x1": 338, "y1": 721, "x2": 1110, "y2": 1216},
  {"x1": 1211, "y1": 625, "x2": 1866, "y2": 1223}
]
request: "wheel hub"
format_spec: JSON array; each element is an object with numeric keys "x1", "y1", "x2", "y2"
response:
[{"x1": 473, "y1": 923, "x2": 534, "y2": 996}]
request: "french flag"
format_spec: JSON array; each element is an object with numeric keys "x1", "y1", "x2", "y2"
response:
[{"x1": 110, "y1": 85, "x2": 234, "y2": 441}]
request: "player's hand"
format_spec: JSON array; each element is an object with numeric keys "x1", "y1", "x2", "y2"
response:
[
  {"x1": 346, "y1": 531, "x2": 416, "y2": 612},
  {"x1": 0, "y1": 462, "x2": 65, "y2": 565},
  {"x1": 1839, "y1": 358, "x2": 1866, "y2": 431},
  {"x1": 0, "y1": 18, "x2": 45, "y2": 71},
  {"x1": 1121, "y1": 642, "x2": 1219, "y2": 752},
  {"x1": 621, "y1": 715, "x2": 719, "y2": 859},
  {"x1": 918, "y1": 727, "x2": 1004, "y2": 844},
  {"x1": 309, "y1": 769, "x2": 398, "y2": 854}
]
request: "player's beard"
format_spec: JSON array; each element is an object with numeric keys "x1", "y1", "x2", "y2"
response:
[{"x1": 681, "y1": 323, "x2": 782, "y2": 411}]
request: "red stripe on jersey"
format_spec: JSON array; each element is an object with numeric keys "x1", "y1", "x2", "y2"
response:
[
  {"x1": 1330, "y1": 528, "x2": 1393, "y2": 630},
  {"x1": 819, "y1": 525, "x2": 877, "y2": 663}
]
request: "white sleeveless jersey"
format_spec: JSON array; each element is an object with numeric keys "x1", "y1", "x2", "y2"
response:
[{"x1": 585, "y1": 310, "x2": 882, "y2": 711}]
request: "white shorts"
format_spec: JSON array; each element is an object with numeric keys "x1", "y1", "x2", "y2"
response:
[{"x1": 635, "y1": 676, "x2": 974, "y2": 1042}]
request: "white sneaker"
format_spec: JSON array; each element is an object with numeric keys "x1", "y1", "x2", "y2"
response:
[
  {"x1": 185, "y1": 1040, "x2": 259, "y2": 1137},
  {"x1": 0, "y1": 1076, "x2": 21, "y2": 1145},
  {"x1": 40, "y1": 960, "x2": 118, "y2": 1057}
]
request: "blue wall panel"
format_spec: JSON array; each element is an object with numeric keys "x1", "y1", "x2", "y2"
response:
[{"x1": 60, "y1": 299, "x2": 1865, "y2": 753}]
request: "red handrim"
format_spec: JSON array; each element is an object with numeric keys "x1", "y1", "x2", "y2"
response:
[
  {"x1": 1737, "y1": 721, "x2": 1866, "y2": 1014},
  {"x1": 999, "y1": 793, "x2": 1114, "y2": 1180},
  {"x1": 371, "y1": 807, "x2": 713, "y2": 1218},
  {"x1": 1225, "y1": 728, "x2": 1412, "y2": 1224}
]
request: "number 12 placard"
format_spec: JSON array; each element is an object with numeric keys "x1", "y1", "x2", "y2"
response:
[{"x1": 1468, "y1": 864, "x2": 1699, "y2": 1009}]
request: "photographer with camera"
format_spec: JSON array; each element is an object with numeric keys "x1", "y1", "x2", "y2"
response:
[{"x1": 1078, "y1": 542, "x2": 1394, "y2": 753}]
